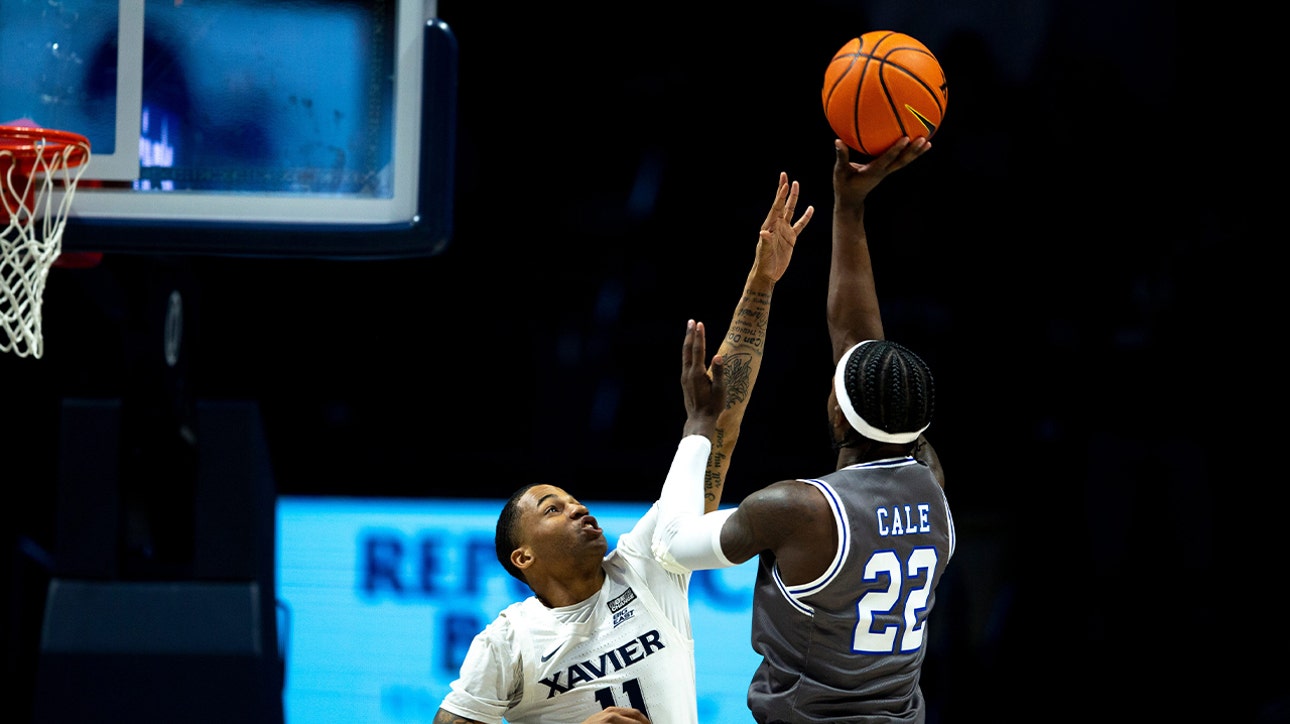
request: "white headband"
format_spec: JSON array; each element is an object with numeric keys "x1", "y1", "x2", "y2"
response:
[{"x1": 833, "y1": 340, "x2": 929, "y2": 445}]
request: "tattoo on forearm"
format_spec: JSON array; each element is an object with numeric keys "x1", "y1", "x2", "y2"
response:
[
  {"x1": 703, "y1": 288, "x2": 770, "y2": 496},
  {"x1": 721, "y1": 353, "x2": 753, "y2": 407},
  {"x1": 725, "y1": 291, "x2": 771, "y2": 347},
  {"x1": 705, "y1": 428, "x2": 728, "y2": 501},
  {"x1": 704, "y1": 461, "x2": 724, "y2": 502}
]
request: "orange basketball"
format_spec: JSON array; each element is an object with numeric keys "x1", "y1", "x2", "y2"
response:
[{"x1": 821, "y1": 31, "x2": 948, "y2": 157}]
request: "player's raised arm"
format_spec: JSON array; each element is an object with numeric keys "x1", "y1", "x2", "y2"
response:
[
  {"x1": 827, "y1": 136, "x2": 943, "y2": 487},
  {"x1": 826, "y1": 137, "x2": 927, "y2": 361},
  {"x1": 702, "y1": 172, "x2": 813, "y2": 512}
]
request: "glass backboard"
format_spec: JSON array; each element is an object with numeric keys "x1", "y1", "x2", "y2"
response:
[{"x1": 0, "y1": 0, "x2": 456, "y2": 258}]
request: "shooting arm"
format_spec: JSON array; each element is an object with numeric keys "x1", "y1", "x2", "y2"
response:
[{"x1": 827, "y1": 189, "x2": 883, "y2": 362}]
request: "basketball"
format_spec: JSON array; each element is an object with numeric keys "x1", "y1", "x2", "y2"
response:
[{"x1": 821, "y1": 31, "x2": 948, "y2": 157}]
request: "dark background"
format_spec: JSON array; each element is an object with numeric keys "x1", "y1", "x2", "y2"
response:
[{"x1": 4, "y1": 0, "x2": 1281, "y2": 722}]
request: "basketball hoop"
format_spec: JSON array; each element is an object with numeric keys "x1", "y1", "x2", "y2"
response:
[{"x1": 0, "y1": 125, "x2": 91, "y2": 359}]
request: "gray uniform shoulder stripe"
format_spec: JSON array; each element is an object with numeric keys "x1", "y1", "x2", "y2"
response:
[{"x1": 779, "y1": 479, "x2": 850, "y2": 605}]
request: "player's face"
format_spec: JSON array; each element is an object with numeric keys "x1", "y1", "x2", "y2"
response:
[{"x1": 518, "y1": 485, "x2": 607, "y2": 564}]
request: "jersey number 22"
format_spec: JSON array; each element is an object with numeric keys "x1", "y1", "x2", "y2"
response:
[{"x1": 854, "y1": 546, "x2": 938, "y2": 654}]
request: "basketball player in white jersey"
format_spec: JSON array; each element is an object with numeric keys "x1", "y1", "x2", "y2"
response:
[
  {"x1": 435, "y1": 171, "x2": 814, "y2": 724},
  {"x1": 651, "y1": 137, "x2": 952, "y2": 723}
]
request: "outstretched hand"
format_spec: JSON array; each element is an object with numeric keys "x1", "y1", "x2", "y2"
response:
[
  {"x1": 680, "y1": 319, "x2": 726, "y2": 440},
  {"x1": 581, "y1": 707, "x2": 652, "y2": 723},
  {"x1": 833, "y1": 137, "x2": 930, "y2": 212},
  {"x1": 755, "y1": 172, "x2": 814, "y2": 283}
]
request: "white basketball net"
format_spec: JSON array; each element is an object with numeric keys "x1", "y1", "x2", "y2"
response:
[{"x1": 0, "y1": 134, "x2": 91, "y2": 359}]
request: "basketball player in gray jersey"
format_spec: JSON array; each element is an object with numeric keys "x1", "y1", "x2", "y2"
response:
[{"x1": 651, "y1": 136, "x2": 951, "y2": 723}]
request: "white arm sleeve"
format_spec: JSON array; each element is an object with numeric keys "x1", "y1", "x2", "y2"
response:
[{"x1": 651, "y1": 435, "x2": 737, "y2": 573}]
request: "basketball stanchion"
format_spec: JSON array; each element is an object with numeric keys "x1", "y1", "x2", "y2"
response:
[{"x1": 0, "y1": 124, "x2": 92, "y2": 359}]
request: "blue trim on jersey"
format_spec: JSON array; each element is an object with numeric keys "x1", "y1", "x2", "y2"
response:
[
  {"x1": 771, "y1": 459, "x2": 924, "y2": 617},
  {"x1": 939, "y1": 485, "x2": 956, "y2": 559},
  {"x1": 774, "y1": 479, "x2": 852, "y2": 617},
  {"x1": 771, "y1": 567, "x2": 812, "y2": 615},
  {"x1": 792, "y1": 481, "x2": 847, "y2": 597},
  {"x1": 845, "y1": 456, "x2": 917, "y2": 470}
]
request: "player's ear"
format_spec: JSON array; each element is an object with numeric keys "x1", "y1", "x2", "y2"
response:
[
  {"x1": 512, "y1": 546, "x2": 534, "y2": 572},
  {"x1": 827, "y1": 385, "x2": 846, "y2": 429}
]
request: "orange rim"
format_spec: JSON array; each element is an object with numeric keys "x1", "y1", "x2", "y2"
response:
[{"x1": 0, "y1": 125, "x2": 91, "y2": 170}]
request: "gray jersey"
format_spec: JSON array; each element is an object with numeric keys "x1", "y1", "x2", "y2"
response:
[{"x1": 747, "y1": 456, "x2": 954, "y2": 724}]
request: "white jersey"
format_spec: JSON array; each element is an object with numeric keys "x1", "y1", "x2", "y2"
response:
[{"x1": 440, "y1": 504, "x2": 700, "y2": 724}]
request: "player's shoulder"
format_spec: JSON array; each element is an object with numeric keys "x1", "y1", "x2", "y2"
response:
[
  {"x1": 488, "y1": 597, "x2": 541, "y2": 634},
  {"x1": 746, "y1": 478, "x2": 831, "y2": 514},
  {"x1": 466, "y1": 598, "x2": 552, "y2": 660},
  {"x1": 605, "y1": 535, "x2": 688, "y2": 597},
  {"x1": 608, "y1": 518, "x2": 652, "y2": 561}
]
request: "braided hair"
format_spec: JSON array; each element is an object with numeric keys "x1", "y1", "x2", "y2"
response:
[{"x1": 834, "y1": 339, "x2": 934, "y2": 445}]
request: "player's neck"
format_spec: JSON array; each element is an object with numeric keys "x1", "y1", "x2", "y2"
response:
[
  {"x1": 535, "y1": 567, "x2": 607, "y2": 609},
  {"x1": 836, "y1": 441, "x2": 911, "y2": 468}
]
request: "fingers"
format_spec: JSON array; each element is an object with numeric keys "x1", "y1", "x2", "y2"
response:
[
  {"x1": 765, "y1": 172, "x2": 806, "y2": 231},
  {"x1": 682, "y1": 319, "x2": 701, "y2": 377},
  {"x1": 593, "y1": 707, "x2": 655, "y2": 717},
  {"x1": 834, "y1": 138, "x2": 850, "y2": 165},
  {"x1": 874, "y1": 136, "x2": 930, "y2": 171},
  {"x1": 770, "y1": 175, "x2": 802, "y2": 218},
  {"x1": 793, "y1": 204, "x2": 815, "y2": 233},
  {"x1": 875, "y1": 137, "x2": 912, "y2": 165},
  {"x1": 895, "y1": 136, "x2": 931, "y2": 165},
  {"x1": 683, "y1": 319, "x2": 708, "y2": 379},
  {"x1": 833, "y1": 135, "x2": 930, "y2": 196},
  {"x1": 585, "y1": 707, "x2": 651, "y2": 724},
  {"x1": 784, "y1": 179, "x2": 800, "y2": 219},
  {"x1": 773, "y1": 174, "x2": 790, "y2": 208},
  {"x1": 763, "y1": 174, "x2": 791, "y2": 229},
  {"x1": 682, "y1": 321, "x2": 721, "y2": 381},
  {"x1": 690, "y1": 321, "x2": 706, "y2": 375}
]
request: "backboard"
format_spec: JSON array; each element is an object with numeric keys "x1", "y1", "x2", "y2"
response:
[{"x1": 0, "y1": 0, "x2": 456, "y2": 258}]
